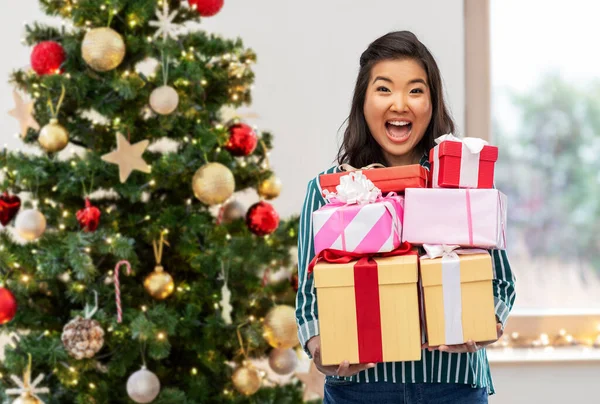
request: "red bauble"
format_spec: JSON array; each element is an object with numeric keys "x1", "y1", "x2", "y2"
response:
[
  {"x1": 0, "y1": 191, "x2": 21, "y2": 226},
  {"x1": 225, "y1": 123, "x2": 258, "y2": 156},
  {"x1": 30, "y1": 41, "x2": 66, "y2": 75},
  {"x1": 246, "y1": 201, "x2": 279, "y2": 236},
  {"x1": 0, "y1": 287, "x2": 17, "y2": 325},
  {"x1": 189, "y1": 0, "x2": 224, "y2": 16},
  {"x1": 76, "y1": 198, "x2": 101, "y2": 232}
]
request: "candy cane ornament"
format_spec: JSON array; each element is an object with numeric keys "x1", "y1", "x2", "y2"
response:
[{"x1": 114, "y1": 260, "x2": 132, "y2": 323}]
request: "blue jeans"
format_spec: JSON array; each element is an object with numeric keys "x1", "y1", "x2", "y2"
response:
[{"x1": 324, "y1": 379, "x2": 488, "y2": 404}]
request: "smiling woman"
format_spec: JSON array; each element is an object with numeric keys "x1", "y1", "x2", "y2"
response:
[
  {"x1": 337, "y1": 31, "x2": 455, "y2": 169},
  {"x1": 363, "y1": 59, "x2": 433, "y2": 166}
]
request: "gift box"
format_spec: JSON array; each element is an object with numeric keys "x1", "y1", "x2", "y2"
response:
[
  {"x1": 430, "y1": 134, "x2": 498, "y2": 189},
  {"x1": 319, "y1": 164, "x2": 428, "y2": 195},
  {"x1": 310, "y1": 246, "x2": 421, "y2": 365},
  {"x1": 313, "y1": 172, "x2": 404, "y2": 255},
  {"x1": 402, "y1": 188, "x2": 507, "y2": 249},
  {"x1": 419, "y1": 245, "x2": 498, "y2": 346}
]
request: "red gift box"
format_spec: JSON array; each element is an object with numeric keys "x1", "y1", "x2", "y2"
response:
[
  {"x1": 319, "y1": 164, "x2": 427, "y2": 195},
  {"x1": 429, "y1": 140, "x2": 498, "y2": 189}
]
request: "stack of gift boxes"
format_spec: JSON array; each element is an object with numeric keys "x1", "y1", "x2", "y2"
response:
[{"x1": 310, "y1": 134, "x2": 507, "y2": 366}]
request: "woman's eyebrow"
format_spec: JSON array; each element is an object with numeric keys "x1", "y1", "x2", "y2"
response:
[{"x1": 371, "y1": 76, "x2": 428, "y2": 86}]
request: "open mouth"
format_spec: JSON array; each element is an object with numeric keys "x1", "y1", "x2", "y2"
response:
[{"x1": 385, "y1": 120, "x2": 412, "y2": 143}]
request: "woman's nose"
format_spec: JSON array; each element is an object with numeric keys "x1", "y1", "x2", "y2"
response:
[{"x1": 389, "y1": 95, "x2": 408, "y2": 112}]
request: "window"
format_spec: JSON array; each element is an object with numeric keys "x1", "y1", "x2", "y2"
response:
[{"x1": 490, "y1": 0, "x2": 600, "y2": 308}]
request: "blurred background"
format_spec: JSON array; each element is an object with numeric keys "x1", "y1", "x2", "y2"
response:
[{"x1": 1, "y1": 0, "x2": 599, "y2": 403}]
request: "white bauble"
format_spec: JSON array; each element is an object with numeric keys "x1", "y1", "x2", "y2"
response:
[
  {"x1": 15, "y1": 209, "x2": 46, "y2": 241},
  {"x1": 268, "y1": 348, "x2": 298, "y2": 375},
  {"x1": 149, "y1": 85, "x2": 179, "y2": 115},
  {"x1": 127, "y1": 367, "x2": 161, "y2": 403}
]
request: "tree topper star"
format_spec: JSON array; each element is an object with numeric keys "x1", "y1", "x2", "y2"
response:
[
  {"x1": 8, "y1": 90, "x2": 40, "y2": 138},
  {"x1": 149, "y1": 1, "x2": 179, "y2": 41},
  {"x1": 101, "y1": 133, "x2": 151, "y2": 183}
]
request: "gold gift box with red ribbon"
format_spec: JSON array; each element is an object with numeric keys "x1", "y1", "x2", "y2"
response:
[{"x1": 310, "y1": 245, "x2": 422, "y2": 365}]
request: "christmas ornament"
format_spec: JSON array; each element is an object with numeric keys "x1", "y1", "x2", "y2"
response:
[
  {"x1": 263, "y1": 305, "x2": 298, "y2": 349},
  {"x1": 0, "y1": 191, "x2": 21, "y2": 226},
  {"x1": 225, "y1": 123, "x2": 257, "y2": 156},
  {"x1": 101, "y1": 132, "x2": 150, "y2": 183},
  {"x1": 218, "y1": 200, "x2": 245, "y2": 224},
  {"x1": 189, "y1": 0, "x2": 224, "y2": 16},
  {"x1": 0, "y1": 287, "x2": 17, "y2": 324},
  {"x1": 258, "y1": 174, "x2": 282, "y2": 200},
  {"x1": 268, "y1": 348, "x2": 298, "y2": 375},
  {"x1": 8, "y1": 90, "x2": 40, "y2": 138},
  {"x1": 149, "y1": 85, "x2": 179, "y2": 115},
  {"x1": 76, "y1": 198, "x2": 100, "y2": 232},
  {"x1": 81, "y1": 27, "x2": 126, "y2": 72},
  {"x1": 218, "y1": 264, "x2": 232, "y2": 324},
  {"x1": 114, "y1": 260, "x2": 132, "y2": 323},
  {"x1": 192, "y1": 162, "x2": 235, "y2": 206},
  {"x1": 15, "y1": 209, "x2": 46, "y2": 241},
  {"x1": 38, "y1": 119, "x2": 68, "y2": 152},
  {"x1": 30, "y1": 41, "x2": 65, "y2": 75},
  {"x1": 61, "y1": 292, "x2": 104, "y2": 359},
  {"x1": 149, "y1": 1, "x2": 180, "y2": 41},
  {"x1": 127, "y1": 366, "x2": 161, "y2": 403},
  {"x1": 296, "y1": 361, "x2": 325, "y2": 401},
  {"x1": 144, "y1": 233, "x2": 174, "y2": 300},
  {"x1": 231, "y1": 365, "x2": 261, "y2": 396},
  {"x1": 246, "y1": 201, "x2": 279, "y2": 236},
  {"x1": 6, "y1": 355, "x2": 50, "y2": 404},
  {"x1": 39, "y1": 85, "x2": 69, "y2": 153}
]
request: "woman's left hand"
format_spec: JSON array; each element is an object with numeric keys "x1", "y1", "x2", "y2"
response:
[{"x1": 422, "y1": 323, "x2": 503, "y2": 353}]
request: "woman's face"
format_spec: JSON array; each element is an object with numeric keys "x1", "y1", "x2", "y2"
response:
[{"x1": 363, "y1": 58, "x2": 433, "y2": 166}]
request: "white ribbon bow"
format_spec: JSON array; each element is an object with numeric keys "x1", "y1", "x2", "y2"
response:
[
  {"x1": 323, "y1": 171, "x2": 381, "y2": 204},
  {"x1": 435, "y1": 133, "x2": 488, "y2": 154}
]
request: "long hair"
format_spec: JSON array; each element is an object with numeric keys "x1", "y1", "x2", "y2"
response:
[{"x1": 337, "y1": 31, "x2": 455, "y2": 167}]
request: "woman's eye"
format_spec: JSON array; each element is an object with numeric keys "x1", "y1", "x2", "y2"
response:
[
  {"x1": 377, "y1": 86, "x2": 390, "y2": 93},
  {"x1": 410, "y1": 88, "x2": 424, "y2": 94}
]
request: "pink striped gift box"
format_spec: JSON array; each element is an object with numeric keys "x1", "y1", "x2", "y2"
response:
[{"x1": 312, "y1": 195, "x2": 404, "y2": 256}]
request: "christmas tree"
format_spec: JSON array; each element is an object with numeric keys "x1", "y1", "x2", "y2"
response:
[{"x1": 0, "y1": 1, "x2": 311, "y2": 402}]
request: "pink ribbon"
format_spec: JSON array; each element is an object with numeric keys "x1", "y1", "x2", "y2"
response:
[
  {"x1": 465, "y1": 189, "x2": 474, "y2": 246},
  {"x1": 114, "y1": 260, "x2": 132, "y2": 323}
]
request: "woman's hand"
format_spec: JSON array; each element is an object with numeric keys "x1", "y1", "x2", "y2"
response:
[
  {"x1": 422, "y1": 323, "x2": 503, "y2": 353},
  {"x1": 307, "y1": 335, "x2": 376, "y2": 377}
]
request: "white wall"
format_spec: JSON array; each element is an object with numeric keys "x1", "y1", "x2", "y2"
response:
[{"x1": 0, "y1": 0, "x2": 465, "y2": 217}]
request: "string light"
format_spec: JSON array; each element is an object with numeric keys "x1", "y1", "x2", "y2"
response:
[
  {"x1": 191, "y1": 368, "x2": 198, "y2": 375},
  {"x1": 21, "y1": 275, "x2": 30, "y2": 283},
  {"x1": 141, "y1": 305, "x2": 147, "y2": 312},
  {"x1": 89, "y1": 383, "x2": 96, "y2": 389},
  {"x1": 157, "y1": 332, "x2": 166, "y2": 341}
]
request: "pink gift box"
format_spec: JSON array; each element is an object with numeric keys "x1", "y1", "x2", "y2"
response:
[
  {"x1": 312, "y1": 195, "x2": 404, "y2": 255},
  {"x1": 402, "y1": 188, "x2": 507, "y2": 249}
]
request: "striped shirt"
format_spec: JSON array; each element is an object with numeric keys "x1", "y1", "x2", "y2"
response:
[{"x1": 295, "y1": 155, "x2": 516, "y2": 395}]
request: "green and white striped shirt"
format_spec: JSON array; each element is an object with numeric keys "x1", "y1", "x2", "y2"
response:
[{"x1": 295, "y1": 156, "x2": 516, "y2": 395}]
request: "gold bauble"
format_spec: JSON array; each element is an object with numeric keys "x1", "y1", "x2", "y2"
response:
[
  {"x1": 192, "y1": 162, "x2": 235, "y2": 206},
  {"x1": 11, "y1": 393, "x2": 42, "y2": 404},
  {"x1": 258, "y1": 175, "x2": 282, "y2": 200},
  {"x1": 38, "y1": 119, "x2": 69, "y2": 152},
  {"x1": 144, "y1": 265, "x2": 174, "y2": 300},
  {"x1": 81, "y1": 27, "x2": 126, "y2": 72},
  {"x1": 231, "y1": 365, "x2": 261, "y2": 396},
  {"x1": 149, "y1": 85, "x2": 179, "y2": 115},
  {"x1": 263, "y1": 305, "x2": 299, "y2": 349}
]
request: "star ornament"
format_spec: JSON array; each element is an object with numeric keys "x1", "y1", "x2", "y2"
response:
[
  {"x1": 295, "y1": 361, "x2": 325, "y2": 401},
  {"x1": 101, "y1": 133, "x2": 151, "y2": 183},
  {"x1": 8, "y1": 90, "x2": 40, "y2": 138},
  {"x1": 149, "y1": 1, "x2": 179, "y2": 41}
]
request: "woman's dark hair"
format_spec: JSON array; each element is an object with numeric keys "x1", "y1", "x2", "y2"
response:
[{"x1": 337, "y1": 31, "x2": 455, "y2": 167}]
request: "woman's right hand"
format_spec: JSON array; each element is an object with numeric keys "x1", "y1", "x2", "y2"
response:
[{"x1": 307, "y1": 335, "x2": 376, "y2": 377}]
